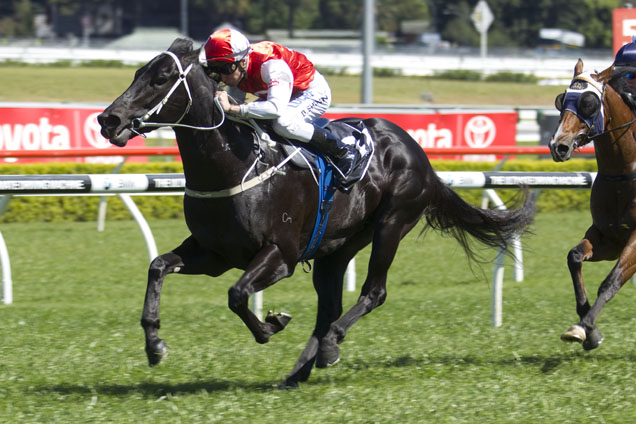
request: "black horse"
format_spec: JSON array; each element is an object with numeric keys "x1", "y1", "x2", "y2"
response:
[{"x1": 98, "y1": 38, "x2": 534, "y2": 388}]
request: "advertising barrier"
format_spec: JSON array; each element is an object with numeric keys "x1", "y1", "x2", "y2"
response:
[
  {"x1": 1, "y1": 104, "x2": 519, "y2": 163},
  {"x1": 0, "y1": 103, "x2": 146, "y2": 164},
  {"x1": 325, "y1": 108, "x2": 518, "y2": 161}
]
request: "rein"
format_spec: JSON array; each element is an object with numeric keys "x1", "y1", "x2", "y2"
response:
[
  {"x1": 583, "y1": 82, "x2": 636, "y2": 182},
  {"x1": 584, "y1": 82, "x2": 636, "y2": 142},
  {"x1": 130, "y1": 49, "x2": 303, "y2": 199},
  {"x1": 586, "y1": 116, "x2": 636, "y2": 143}
]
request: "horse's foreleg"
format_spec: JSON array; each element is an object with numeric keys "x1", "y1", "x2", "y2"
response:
[
  {"x1": 142, "y1": 236, "x2": 229, "y2": 366},
  {"x1": 228, "y1": 244, "x2": 293, "y2": 344},
  {"x1": 576, "y1": 234, "x2": 636, "y2": 350},
  {"x1": 142, "y1": 251, "x2": 182, "y2": 366},
  {"x1": 567, "y1": 238, "x2": 594, "y2": 318},
  {"x1": 561, "y1": 237, "x2": 595, "y2": 346}
]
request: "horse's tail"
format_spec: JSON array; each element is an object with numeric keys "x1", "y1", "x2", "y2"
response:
[{"x1": 423, "y1": 179, "x2": 535, "y2": 261}]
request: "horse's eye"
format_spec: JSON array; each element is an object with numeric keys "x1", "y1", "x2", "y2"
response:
[
  {"x1": 154, "y1": 76, "x2": 168, "y2": 86},
  {"x1": 577, "y1": 92, "x2": 601, "y2": 119},
  {"x1": 555, "y1": 92, "x2": 565, "y2": 111}
]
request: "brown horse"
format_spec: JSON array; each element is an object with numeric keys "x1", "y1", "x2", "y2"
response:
[{"x1": 550, "y1": 59, "x2": 636, "y2": 349}]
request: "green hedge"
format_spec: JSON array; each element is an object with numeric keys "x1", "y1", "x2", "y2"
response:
[
  {"x1": 0, "y1": 162, "x2": 184, "y2": 223},
  {"x1": 0, "y1": 159, "x2": 596, "y2": 223}
]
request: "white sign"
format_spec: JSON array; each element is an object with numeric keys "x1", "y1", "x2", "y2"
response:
[
  {"x1": 464, "y1": 116, "x2": 496, "y2": 148},
  {"x1": 623, "y1": 19, "x2": 636, "y2": 38},
  {"x1": 471, "y1": 0, "x2": 494, "y2": 33}
]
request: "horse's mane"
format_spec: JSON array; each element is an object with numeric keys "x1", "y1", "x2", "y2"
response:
[{"x1": 608, "y1": 66, "x2": 636, "y2": 111}]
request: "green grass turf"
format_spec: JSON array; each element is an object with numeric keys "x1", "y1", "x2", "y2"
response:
[
  {"x1": 0, "y1": 66, "x2": 561, "y2": 107},
  {"x1": 1, "y1": 210, "x2": 635, "y2": 422}
]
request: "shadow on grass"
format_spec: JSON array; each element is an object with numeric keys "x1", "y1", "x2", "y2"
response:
[
  {"x1": 37, "y1": 379, "x2": 277, "y2": 398},
  {"x1": 343, "y1": 350, "x2": 636, "y2": 374}
]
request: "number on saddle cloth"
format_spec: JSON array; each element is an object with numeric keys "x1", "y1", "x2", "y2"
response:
[
  {"x1": 323, "y1": 119, "x2": 375, "y2": 191},
  {"x1": 276, "y1": 119, "x2": 374, "y2": 183}
]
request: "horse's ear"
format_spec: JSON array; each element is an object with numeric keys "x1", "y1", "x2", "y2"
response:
[
  {"x1": 574, "y1": 58, "x2": 584, "y2": 76},
  {"x1": 198, "y1": 46, "x2": 208, "y2": 66},
  {"x1": 594, "y1": 65, "x2": 613, "y2": 84},
  {"x1": 168, "y1": 38, "x2": 194, "y2": 54}
]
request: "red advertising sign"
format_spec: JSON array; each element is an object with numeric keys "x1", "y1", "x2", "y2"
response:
[
  {"x1": 325, "y1": 109, "x2": 518, "y2": 161},
  {"x1": 0, "y1": 105, "x2": 146, "y2": 164},
  {"x1": 613, "y1": 8, "x2": 636, "y2": 54},
  {"x1": 1, "y1": 105, "x2": 518, "y2": 163}
]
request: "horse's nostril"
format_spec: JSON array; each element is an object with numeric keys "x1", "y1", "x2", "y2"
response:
[
  {"x1": 556, "y1": 144, "x2": 570, "y2": 155},
  {"x1": 98, "y1": 114, "x2": 121, "y2": 129}
]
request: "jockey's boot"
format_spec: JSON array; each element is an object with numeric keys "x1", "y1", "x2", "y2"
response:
[{"x1": 310, "y1": 126, "x2": 356, "y2": 176}]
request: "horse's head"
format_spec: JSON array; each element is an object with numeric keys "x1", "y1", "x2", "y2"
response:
[
  {"x1": 549, "y1": 59, "x2": 605, "y2": 162},
  {"x1": 98, "y1": 38, "x2": 212, "y2": 146}
]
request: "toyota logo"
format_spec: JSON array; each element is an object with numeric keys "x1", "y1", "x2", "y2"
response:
[
  {"x1": 84, "y1": 112, "x2": 111, "y2": 149},
  {"x1": 464, "y1": 116, "x2": 496, "y2": 148}
]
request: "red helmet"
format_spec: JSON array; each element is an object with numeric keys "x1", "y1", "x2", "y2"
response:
[{"x1": 204, "y1": 29, "x2": 251, "y2": 64}]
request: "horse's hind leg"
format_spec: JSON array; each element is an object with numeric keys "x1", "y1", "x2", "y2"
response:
[
  {"x1": 142, "y1": 236, "x2": 230, "y2": 366},
  {"x1": 281, "y1": 253, "x2": 348, "y2": 388},
  {"x1": 320, "y1": 207, "x2": 420, "y2": 363}
]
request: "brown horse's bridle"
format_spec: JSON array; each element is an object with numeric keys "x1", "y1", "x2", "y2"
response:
[{"x1": 585, "y1": 84, "x2": 636, "y2": 143}]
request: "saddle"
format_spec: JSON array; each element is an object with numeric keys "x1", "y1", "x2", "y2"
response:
[{"x1": 236, "y1": 116, "x2": 375, "y2": 192}]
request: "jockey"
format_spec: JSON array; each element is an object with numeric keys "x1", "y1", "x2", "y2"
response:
[{"x1": 203, "y1": 28, "x2": 356, "y2": 174}]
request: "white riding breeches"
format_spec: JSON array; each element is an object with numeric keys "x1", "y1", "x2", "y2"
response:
[{"x1": 271, "y1": 71, "x2": 332, "y2": 142}]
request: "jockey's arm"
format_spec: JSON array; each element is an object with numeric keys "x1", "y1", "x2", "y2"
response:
[{"x1": 239, "y1": 60, "x2": 293, "y2": 119}]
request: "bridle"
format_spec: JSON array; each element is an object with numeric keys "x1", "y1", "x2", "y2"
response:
[
  {"x1": 571, "y1": 77, "x2": 636, "y2": 181},
  {"x1": 557, "y1": 80, "x2": 636, "y2": 148},
  {"x1": 585, "y1": 87, "x2": 636, "y2": 143},
  {"x1": 128, "y1": 50, "x2": 305, "y2": 198},
  {"x1": 131, "y1": 50, "x2": 225, "y2": 133}
]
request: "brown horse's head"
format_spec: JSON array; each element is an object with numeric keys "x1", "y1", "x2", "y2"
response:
[{"x1": 549, "y1": 59, "x2": 605, "y2": 162}]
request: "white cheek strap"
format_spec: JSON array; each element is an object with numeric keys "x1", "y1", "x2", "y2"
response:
[{"x1": 142, "y1": 50, "x2": 193, "y2": 123}]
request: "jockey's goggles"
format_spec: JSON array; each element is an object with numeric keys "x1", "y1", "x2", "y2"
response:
[{"x1": 207, "y1": 61, "x2": 239, "y2": 76}]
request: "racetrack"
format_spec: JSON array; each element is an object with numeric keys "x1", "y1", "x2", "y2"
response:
[
  {"x1": 1, "y1": 61, "x2": 625, "y2": 422},
  {"x1": 1, "y1": 211, "x2": 633, "y2": 423}
]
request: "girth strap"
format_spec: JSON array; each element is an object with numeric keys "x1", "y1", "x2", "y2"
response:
[
  {"x1": 300, "y1": 157, "x2": 337, "y2": 262},
  {"x1": 596, "y1": 171, "x2": 636, "y2": 182}
]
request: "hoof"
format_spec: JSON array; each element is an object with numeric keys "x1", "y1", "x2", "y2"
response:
[
  {"x1": 146, "y1": 339, "x2": 168, "y2": 367},
  {"x1": 277, "y1": 379, "x2": 300, "y2": 390},
  {"x1": 316, "y1": 344, "x2": 340, "y2": 369},
  {"x1": 265, "y1": 310, "x2": 292, "y2": 330},
  {"x1": 583, "y1": 327, "x2": 604, "y2": 351},
  {"x1": 561, "y1": 325, "x2": 586, "y2": 344}
]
